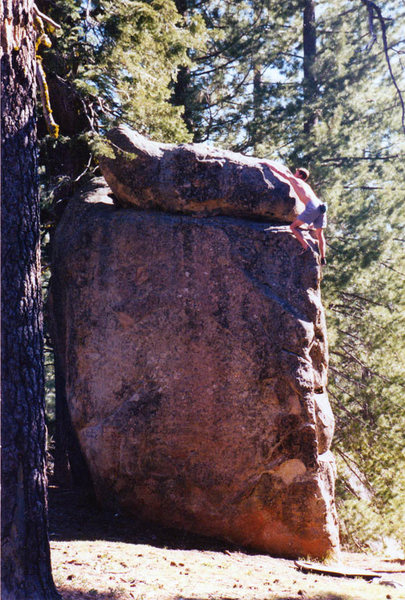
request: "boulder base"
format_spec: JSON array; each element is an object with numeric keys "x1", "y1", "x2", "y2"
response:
[{"x1": 50, "y1": 180, "x2": 339, "y2": 559}]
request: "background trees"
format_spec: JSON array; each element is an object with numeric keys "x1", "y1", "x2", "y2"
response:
[
  {"x1": 39, "y1": 0, "x2": 405, "y2": 551},
  {"x1": 294, "y1": 0, "x2": 405, "y2": 549},
  {"x1": 176, "y1": 0, "x2": 405, "y2": 550}
]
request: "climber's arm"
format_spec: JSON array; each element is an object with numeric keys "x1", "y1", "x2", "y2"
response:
[
  {"x1": 269, "y1": 163, "x2": 294, "y2": 179},
  {"x1": 315, "y1": 228, "x2": 326, "y2": 261},
  {"x1": 269, "y1": 164, "x2": 312, "y2": 205}
]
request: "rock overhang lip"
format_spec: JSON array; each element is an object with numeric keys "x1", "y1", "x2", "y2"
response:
[{"x1": 99, "y1": 126, "x2": 300, "y2": 222}]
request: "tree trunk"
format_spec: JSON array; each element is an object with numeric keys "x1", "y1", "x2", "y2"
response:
[
  {"x1": 53, "y1": 352, "x2": 73, "y2": 487},
  {"x1": 172, "y1": 0, "x2": 198, "y2": 138},
  {"x1": 1, "y1": 1, "x2": 60, "y2": 598},
  {"x1": 303, "y1": 0, "x2": 318, "y2": 134},
  {"x1": 173, "y1": 64, "x2": 195, "y2": 135},
  {"x1": 252, "y1": 60, "x2": 263, "y2": 153}
]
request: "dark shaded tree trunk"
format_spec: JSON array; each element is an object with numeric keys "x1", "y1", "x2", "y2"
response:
[
  {"x1": 46, "y1": 240, "x2": 95, "y2": 491},
  {"x1": 1, "y1": 1, "x2": 60, "y2": 598},
  {"x1": 53, "y1": 352, "x2": 73, "y2": 487},
  {"x1": 173, "y1": 64, "x2": 195, "y2": 135},
  {"x1": 252, "y1": 60, "x2": 263, "y2": 153},
  {"x1": 303, "y1": 0, "x2": 318, "y2": 134},
  {"x1": 172, "y1": 0, "x2": 197, "y2": 137}
]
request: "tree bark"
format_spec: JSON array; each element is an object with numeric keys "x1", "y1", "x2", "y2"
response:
[
  {"x1": 303, "y1": 0, "x2": 318, "y2": 134},
  {"x1": 172, "y1": 64, "x2": 195, "y2": 135},
  {"x1": 173, "y1": 0, "x2": 196, "y2": 137},
  {"x1": 1, "y1": 1, "x2": 60, "y2": 598},
  {"x1": 252, "y1": 60, "x2": 263, "y2": 152}
]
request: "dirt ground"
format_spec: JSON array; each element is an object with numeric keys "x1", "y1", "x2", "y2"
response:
[{"x1": 48, "y1": 485, "x2": 405, "y2": 600}]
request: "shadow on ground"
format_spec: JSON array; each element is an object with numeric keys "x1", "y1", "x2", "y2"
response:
[
  {"x1": 56, "y1": 588, "x2": 123, "y2": 600},
  {"x1": 49, "y1": 486, "x2": 404, "y2": 600},
  {"x1": 48, "y1": 484, "x2": 238, "y2": 553}
]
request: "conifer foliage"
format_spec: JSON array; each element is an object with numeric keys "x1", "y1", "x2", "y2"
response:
[{"x1": 36, "y1": 0, "x2": 205, "y2": 190}]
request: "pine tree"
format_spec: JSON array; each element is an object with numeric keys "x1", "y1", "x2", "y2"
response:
[
  {"x1": 36, "y1": 0, "x2": 205, "y2": 190},
  {"x1": 1, "y1": 1, "x2": 60, "y2": 597},
  {"x1": 175, "y1": 0, "x2": 303, "y2": 151}
]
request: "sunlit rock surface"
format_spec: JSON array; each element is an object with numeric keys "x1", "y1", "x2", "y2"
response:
[{"x1": 50, "y1": 173, "x2": 339, "y2": 559}]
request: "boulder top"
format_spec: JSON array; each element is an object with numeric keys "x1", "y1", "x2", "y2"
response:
[{"x1": 99, "y1": 125, "x2": 304, "y2": 222}]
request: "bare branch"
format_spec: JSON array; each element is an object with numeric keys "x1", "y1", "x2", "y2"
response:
[
  {"x1": 33, "y1": 4, "x2": 61, "y2": 29},
  {"x1": 360, "y1": 0, "x2": 405, "y2": 134},
  {"x1": 334, "y1": 447, "x2": 375, "y2": 495},
  {"x1": 320, "y1": 154, "x2": 402, "y2": 163},
  {"x1": 380, "y1": 261, "x2": 405, "y2": 278},
  {"x1": 329, "y1": 365, "x2": 367, "y2": 388},
  {"x1": 341, "y1": 290, "x2": 390, "y2": 308}
]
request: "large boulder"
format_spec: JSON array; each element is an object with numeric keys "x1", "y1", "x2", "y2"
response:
[
  {"x1": 49, "y1": 175, "x2": 339, "y2": 559},
  {"x1": 99, "y1": 125, "x2": 303, "y2": 221}
]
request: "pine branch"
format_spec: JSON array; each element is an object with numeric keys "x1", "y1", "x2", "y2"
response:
[
  {"x1": 33, "y1": 4, "x2": 61, "y2": 29},
  {"x1": 195, "y1": 8, "x2": 265, "y2": 63},
  {"x1": 328, "y1": 305, "x2": 363, "y2": 319},
  {"x1": 335, "y1": 330, "x2": 367, "y2": 347},
  {"x1": 360, "y1": 0, "x2": 405, "y2": 134},
  {"x1": 329, "y1": 365, "x2": 367, "y2": 388},
  {"x1": 330, "y1": 349, "x2": 392, "y2": 384},
  {"x1": 343, "y1": 186, "x2": 384, "y2": 190},
  {"x1": 334, "y1": 447, "x2": 375, "y2": 495},
  {"x1": 380, "y1": 261, "x2": 405, "y2": 278},
  {"x1": 329, "y1": 302, "x2": 365, "y2": 316},
  {"x1": 332, "y1": 381, "x2": 370, "y2": 409},
  {"x1": 341, "y1": 290, "x2": 390, "y2": 308},
  {"x1": 320, "y1": 154, "x2": 402, "y2": 163},
  {"x1": 328, "y1": 389, "x2": 367, "y2": 426}
]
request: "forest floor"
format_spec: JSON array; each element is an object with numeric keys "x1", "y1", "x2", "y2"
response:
[{"x1": 48, "y1": 485, "x2": 405, "y2": 600}]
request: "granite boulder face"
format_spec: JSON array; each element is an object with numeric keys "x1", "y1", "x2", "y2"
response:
[
  {"x1": 99, "y1": 125, "x2": 303, "y2": 221},
  {"x1": 50, "y1": 161, "x2": 339, "y2": 558}
]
